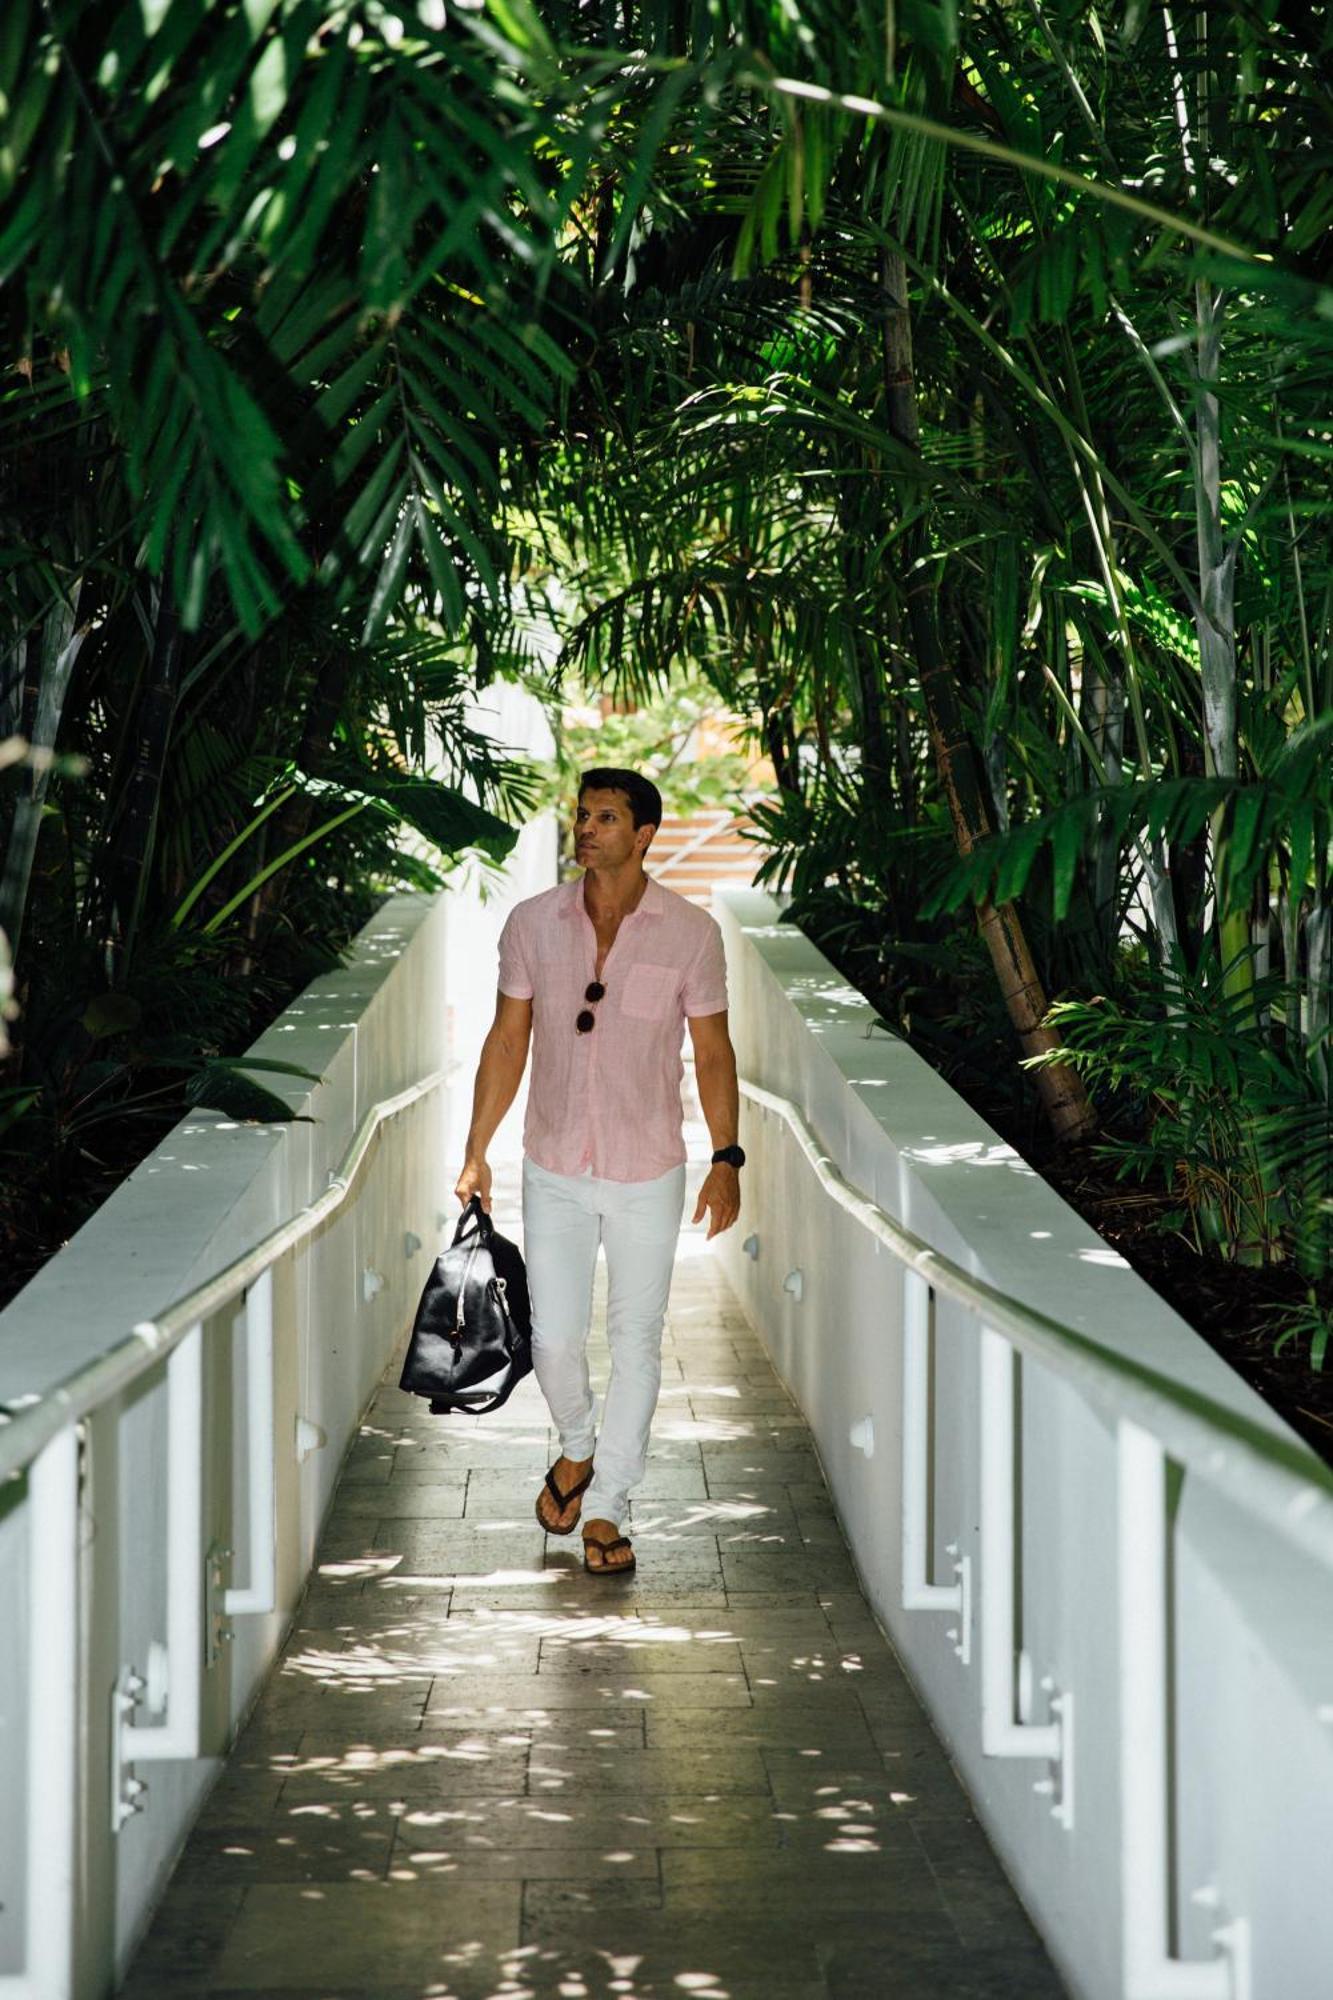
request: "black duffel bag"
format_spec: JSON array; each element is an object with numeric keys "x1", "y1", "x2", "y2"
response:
[{"x1": 399, "y1": 1195, "x2": 533, "y2": 1415}]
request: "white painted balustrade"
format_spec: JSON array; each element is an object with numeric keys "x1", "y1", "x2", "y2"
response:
[
  {"x1": 0, "y1": 880, "x2": 519, "y2": 1996},
  {"x1": 716, "y1": 889, "x2": 1333, "y2": 2000},
  {"x1": 0, "y1": 690, "x2": 555, "y2": 2000},
  {"x1": 0, "y1": 901, "x2": 459, "y2": 1996}
]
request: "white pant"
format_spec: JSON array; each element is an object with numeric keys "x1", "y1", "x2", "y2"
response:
[{"x1": 521, "y1": 1155, "x2": 686, "y2": 1528}]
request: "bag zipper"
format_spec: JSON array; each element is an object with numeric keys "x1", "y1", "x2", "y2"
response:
[{"x1": 453, "y1": 1237, "x2": 483, "y2": 1338}]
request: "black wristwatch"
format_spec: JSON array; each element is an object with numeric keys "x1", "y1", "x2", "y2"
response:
[{"x1": 711, "y1": 1145, "x2": 746, "y2": 1169}]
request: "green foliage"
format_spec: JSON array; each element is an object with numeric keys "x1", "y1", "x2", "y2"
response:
[
  {"x1": 540, "y1": 675, "x2": 755, "y2": 827},
  {"x1": 2, "y1": 0, "x2": 1331, "y2": 1390},
  {"x1": 922, "y1": 711, "x2": 1333, "y2": 931},
  {"x1": 1266, "y1": 1291, "x2": 1333, "y2": 1375},
  {"x1": 1030, "y1": 957, "x2": 1333, "y2": 1270},
  {"x1": 500, "y1": 0, "x2": 1333, "y2": 1372},
  {"x1": 0, "y1": 0, "x2": 619, "y2": 635}
]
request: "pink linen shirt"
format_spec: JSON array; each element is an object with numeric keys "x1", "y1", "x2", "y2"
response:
[{"x1": 497, "y1": 873, "x2": 728, "y2": 1183}]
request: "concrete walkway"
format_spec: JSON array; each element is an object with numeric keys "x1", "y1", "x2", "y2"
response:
[{"x1": 122, "y1": 1170, "x2": 1066, "y2": 2000}]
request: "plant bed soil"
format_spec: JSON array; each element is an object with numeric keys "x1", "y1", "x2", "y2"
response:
[
  {"x1": 1, "y1": 910, "x2": 386, "y2": 1320},
  {"x1": 1039, "y1": 1152, "x2": 1333, "y2": 1470}
]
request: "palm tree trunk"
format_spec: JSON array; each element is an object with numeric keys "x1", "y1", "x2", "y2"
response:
[
  {"x1": 107, "y1": 580, "x2": 182, "y2": 974},
  {"x1": 0, "y1": 628, "x2": 24, "y2": 742},
  {"x1": 1079, "y1": 630, "x2": 1124, "y2": 949},
  {"x1": 0, "y1": 585, "x2": 90, "y2": 963},
  {"x1": 839, "y1": 491, "x2": 893, "y2": 801},
  {"x1": 880, "y1": 249, "x2": 1095, "y2": 1143},
  {"x1": 884, "y1": 604, "x2": 918, "y2": 823},
  {"x1": 1307, "y1": 897, "x2": 1330, "y2": 1099},
  {"x1": 1192, "y1": 281, "x2": 1248, "y2": 995}
]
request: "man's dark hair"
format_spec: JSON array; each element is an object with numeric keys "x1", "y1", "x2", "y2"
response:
[{"x1": 579, "y1": 767, "x2": 663, "y2": 831}]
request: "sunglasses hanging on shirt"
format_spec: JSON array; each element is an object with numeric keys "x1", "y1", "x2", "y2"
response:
[{"x1": 575, "y1": 980, "x2": 606, "y2": 1033}]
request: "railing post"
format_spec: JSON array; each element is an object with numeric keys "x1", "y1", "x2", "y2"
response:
[
  {"x1": 0, "y1": 1424, "x2": 80, "y2": 2000},
  {"x1": 978, "y1": 1327, "x2": 1072, "y2": 1825},
  {"x1": 1117, "y1": 1419, "x2": 1250, "y2": 2000},
  {"x1": 112, "y1": 1324, "x2": 205, "y2": 1825},
  {"x1": 224, "y1": 1269, "x2": 276, "y2": 1618},
  {"x1": 729, "y1": 1069, "x2": 1333, "y2": 1995},
  {"x1": 900, "y1": 1270, "x2": 970, "y2": 1658}
]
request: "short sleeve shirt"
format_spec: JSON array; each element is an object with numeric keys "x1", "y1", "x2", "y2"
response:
[{"x1": 497, "y1": 873, "x2": 728, "y2": 1182}]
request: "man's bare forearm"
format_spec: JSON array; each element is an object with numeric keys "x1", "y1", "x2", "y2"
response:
[
  {"x1": 694, "y1": 1049, "x2": 739, "y2": 1153},
  {"x1": 465, "y1": 1028, "x2": 528, "y2": 1160}
]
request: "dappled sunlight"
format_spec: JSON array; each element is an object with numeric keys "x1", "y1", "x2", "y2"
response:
[
  {"x1": 784, "y1": 975, "x2": 865, "y2": 1010},
  {"x1": 122, "y1": 1201, "x2": 1046, "y2": 2000},
  {"x1": 314, "y1": 1555, "x2": 403, "y2": 1584},
  {"x1": 653, "y1": 1416, "x2": 766, "y2": 1442},
  {"x1": 286, "y1": 1739, "x2": 516, "y2": 1782},
  {"x1": 278, "y1": 1644, "x2": 428, "y2": 1692},
  {"x1": 364, "y1": 1572, "x2": 454, "y2": 1595},
  {"x1": 901, "y1": 1137, "x2": 1038, "y2": 1175},
  {"x1": 445, "y1": 1609, "x2": 646, "y2": 1642},
  {"x1": 630, "y1": 1500, "x2": 781, "y2": 1531}
]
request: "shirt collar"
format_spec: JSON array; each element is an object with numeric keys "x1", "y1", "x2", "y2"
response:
[{"x1": 557, "y1": 873, "x2": 665, "y2": 920}]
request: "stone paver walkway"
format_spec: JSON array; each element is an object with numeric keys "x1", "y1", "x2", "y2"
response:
[{"x1": 122, "y1": 1173, "x2": 1066, "y2": 2000}]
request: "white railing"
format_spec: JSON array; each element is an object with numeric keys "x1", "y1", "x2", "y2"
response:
[
  {"x1": 719, "y1": 871, "x2": 1333, "y2": 2000},
  {"x1": 0, "y1": 1073, "x2": 444, "y2": 1489},
  {"x1": 0, "y1": 1067, "x2": 448, "y2": 1999},
  {"x1": 734, "y1": 1077, "x2": 1333, "y2": 1996},
  {"x1": 735, "y1": 1078, "x2": 1333, "y2": 1575}
]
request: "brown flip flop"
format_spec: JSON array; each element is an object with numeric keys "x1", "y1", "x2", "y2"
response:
[
  {"x1": 582, "y1": 1532, "x2": 637, "y2": 1578},
  {"x1": 536, "y1": 1463, "x2": 594, "y2": 1535}
]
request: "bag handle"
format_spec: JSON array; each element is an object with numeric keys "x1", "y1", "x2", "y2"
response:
[
  {"x1": 436, "y1": 1385, "x2": 509, "y2": 1414},
  {"x1": 451, "y1": 1193, "x2": 495, "y2": 1248}
]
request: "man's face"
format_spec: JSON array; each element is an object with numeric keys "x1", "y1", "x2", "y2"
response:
[{"x1": 575, "y1": 788, "x2": 651, "y2": 869}]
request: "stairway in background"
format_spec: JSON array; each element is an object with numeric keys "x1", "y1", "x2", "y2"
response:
[{"x1": 648, "y1": 808, "x2": 762, "y2": 908}]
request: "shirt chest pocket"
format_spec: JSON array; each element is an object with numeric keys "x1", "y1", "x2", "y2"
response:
[{"x1": 619, "y1": 960, "x2": 680, "y2": 1021}]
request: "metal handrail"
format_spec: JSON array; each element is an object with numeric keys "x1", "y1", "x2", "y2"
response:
[
  {"x1": 737, "y1": 1076, "x2": 1333, "y2": 1571},
  {"x1": 0, "y1": 1067, "x2": 450, "y2": 1487}
]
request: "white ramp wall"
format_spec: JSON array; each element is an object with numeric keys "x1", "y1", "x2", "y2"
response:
[
  {"x1": 0, "y1": 778, "x2": 556, "y2": 1997},
  {"x1": 0, "y1": 894, "x2": 450, "y2": 1996},
  {"x1": 714, "y1": 889, "x2": 1333, "y2": 2000}
]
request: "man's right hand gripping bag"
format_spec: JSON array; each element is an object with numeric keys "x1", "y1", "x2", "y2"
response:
[{"x1": 399, "y1": 1195, "x2": 533, "y2": 1415}]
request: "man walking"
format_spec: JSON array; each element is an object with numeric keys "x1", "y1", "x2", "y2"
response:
[{"x1": 455, "y1": 768, "x2": 744, "y2": 1575}]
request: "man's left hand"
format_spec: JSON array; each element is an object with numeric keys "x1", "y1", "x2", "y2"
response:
[{"x1": 692, "y1": 1164, "x2": 741, "y2": 1240}]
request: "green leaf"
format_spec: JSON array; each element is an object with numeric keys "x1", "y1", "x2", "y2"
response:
[
  {"x1": 483, "y1": 0, "x2": 557, "y2": 64},
  {"x1": 0, "y1": 1085, "x2": 41, "y2": 1139},
  {"x1": 320, "y1": 759, "x2": 518, "y2": 862},
  {"x1": 82, "y1": 992, "x2": 145, "y2": 1039},
  {"x1": 361, "y1": 504, "x2": 414, "y2": 643},
  {"x1": 1050, "y1": 807, "x2": 1086, "y2": 923},
  {"x1": 603, "y1": 62, "x2": 698, "y2": 279},
  {"x1": 413, "y1": 494, "x2": 465, "y2": 627},
  {"x1": 185, "y1": 1062, "x2": 314, "y2": 1124}
]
